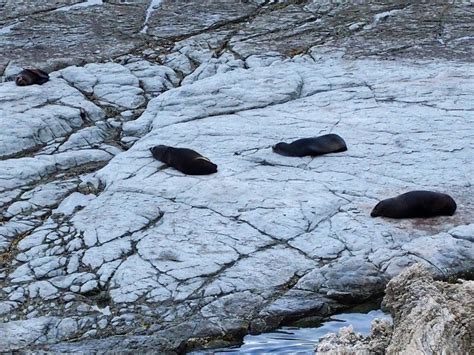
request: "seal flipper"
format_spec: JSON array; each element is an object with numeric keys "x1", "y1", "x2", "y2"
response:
[{"x1": 181, "y1": 157, "x2": 218, "y2": 175}]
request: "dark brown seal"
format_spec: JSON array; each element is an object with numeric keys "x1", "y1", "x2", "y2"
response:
[
  {"x1": 272, "y1": 134, "x2": 347, "y2": 157},
  {"x1": 150, "y1": 145, "x2": 217, "y2": 175},
  {"x1": 15, "y1": 68, "x2": 50, "y2": 86},
  {"x1": 371, "y1": 191, "x2": 457, "y2": 219}
]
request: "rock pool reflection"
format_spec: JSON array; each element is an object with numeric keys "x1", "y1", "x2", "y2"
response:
[{"x1": 191, "y1": 309, "x2": 392, "y2": 354}]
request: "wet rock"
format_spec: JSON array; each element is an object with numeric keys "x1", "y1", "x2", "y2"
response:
[
  {"x1": 317, "y1": 318, "x2": 392, "y2": 355},
  {"x1": 384, "y1": 264, "x2": 473, "y2": 354},
  {"x1": 316, "y1": 264, "x2": 474, "y2": 354}
]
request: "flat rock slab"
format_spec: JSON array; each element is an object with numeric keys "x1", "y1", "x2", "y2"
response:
[
  {"x1": 0, "y1": 0, "x2": 473, "y2": 352},
  {"x1": 0, "y1": 48, "x2": 473, "y2": 352}
]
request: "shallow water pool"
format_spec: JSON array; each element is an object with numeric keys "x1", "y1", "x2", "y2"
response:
[{"x1": 191, "y1": 308, "x2": 391, "y2": 354}]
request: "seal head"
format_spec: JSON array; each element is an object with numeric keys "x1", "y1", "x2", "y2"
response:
[
  {"x1": 15, "y1": 68, "x2": 49, "y2": 86},
  {"x1": 150, "y1": 145, "x2": 170, "y2": 162}
]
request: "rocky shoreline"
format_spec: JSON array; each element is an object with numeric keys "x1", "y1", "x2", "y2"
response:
[
  {"x1": 317, "y1": 264, "x2": 473, "y2": 354},
  {"x1": 1, "y1": 1, "x2": 473, "y2": 352}
]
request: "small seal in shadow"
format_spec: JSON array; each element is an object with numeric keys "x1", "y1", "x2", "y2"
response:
[
  {"x1": 150, "y1": 145, "x2": 217, "y2": 175},
  {"x1": 15, "y1": 68, "x2": 49, "y2": 86},
  {"x1": 371, "y1": 191, "x2": 457, "y2": 219},
  {"x1": 272, "y1": 134, "x2": 347, "y2": 157}
]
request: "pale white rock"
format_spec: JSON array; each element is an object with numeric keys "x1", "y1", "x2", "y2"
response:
[
  {"x1": 28, "y1": 281, "x2": 58, "y2": 299},
  {"x1": 0, "y1": 317, "x2": 55, "y2": 350},
  {"x1": 245, "y1": 52, "x2": 286, "y2": 68},
  {"x1": 364, "y1": 9, "x2": 403, "y2": 30},
  {"x1": 59, "y1": 63, "x2": 145, "y2": 109},
  {"x1": 1, "y1": 45, "x2": 473, "y2": 352},
  {"x1": 58, "y1": 66, "x2": 98, "y2": 94},
  {"x1": 67, "y1": 254, "x2": 81, "y2": 274},
  {"x1": 54, "y1": 192, "x2": 96, "y2": 216},
  {"x1": 0, "y1": 79, "x2": 106, "y2": 158},
  {"x1": 0, "y1": 104, "x2": 83, "y2": 158},
  {"x1": 136, "y1": 205, "x2": 274, "y2": 280},
  {"x1": 91, "y1": 306, "x2": 111, "y2": 317},
  {"x1": 97, "y1": 260, "x2": 122, "y2": 286},
  {"x1": 82, "y1": 238, "x2": 132, "y2": 269},
  {"x1": 49, "y1": 272, "x2": 94, "y2": 290},
  {"x1": 80, "y1": 279, "x2": 98, "y2": 294},
  {"x1": 204, "y1": 246, "x2": 315, "y2": 296},
  {"x1": 29, "y1": 256, "x2": 66, "y2": 279},
  {"x1": 109, "y1": 255, "x2": 158, "y2": 303},
  {"x1": 5, "y1": 200, "x2": 34, "y2": 217},
  {"x1": 66, "y1": 237, "x2": 83, "y2": 252},
  {"x1": 161, "y1": 51, "x2": 194, "y2": 75},
  {"x1": 0, "y1": 149, "x2": 113, "y2": 192},
  {"x1": 55, "y1": 0, "x2": 103, "y2": 12},
  {"x1": 72, "y1": 191, "x2": 162, "y2": 247},
  {"x1": 125, "y1": 60, "x2": 178, "y2": 94},
  {"x1": 1, "y1": 62, "x2": 23, "y2": 80},
  {"x1": 53, "y1": 318, "x2": 78, "y2": 339},
  {"x1": 55, "y1": 126, "x2": 111, "y2": 153},
  {"x1": 9, "y1": 287, "x2": 25, "y2": 302},
  {"x1": 448, "y1": 224, "x2": 474, "y2": 242},
  {"x1": 122, "y1": 63, "x2": 303, "y2": 138},
  {"x1": 20, "y1": 181, "x2": 78, "y2": 209},
  {"x1": 9, "y1": 263, "x2": 34, "y2": 283},
  {"x1": 181, "y1": 54, "x2": 245, "y2": 85},
  {"x1": 97, "y1": 318, "x2": 108, "y2": 329}
]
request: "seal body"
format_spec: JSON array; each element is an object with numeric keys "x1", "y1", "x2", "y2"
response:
[
  {"x1": 371, "y1": 191, "x2": 457, "y2": 219},
  {"x1": 272, "y1": 134, "x2": 347, "y2": 157},
  {"x1": 150, "y1": 145, "x2": 217, "y2": 175},
  {"x1": 15, "y1": 68, "x2": 49, "y2": 86}
]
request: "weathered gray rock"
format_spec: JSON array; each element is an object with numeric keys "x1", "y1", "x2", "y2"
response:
[
  {"x1": 0, "y1": 1, "x2": 146, "y2": 72},
  {"x1": 316, "y1": 264, "x2": 474, "y2": 354},
  {"x1": 0, "y1": 1, "x2": 473, "y2": 353},
  {"x1": 317, "y1": 318, "x2": 393, "y2": 355},
  {"x1": 384, "y1": 264, "x2": 473, "y2": 354}
]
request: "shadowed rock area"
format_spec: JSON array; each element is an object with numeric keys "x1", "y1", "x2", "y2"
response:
[
  {"x1": 317, "y1": 264, "x2": 474, "y2": 354},
  {"x1": 0, "y1": 0, "x2": 473, "y2": 352}
]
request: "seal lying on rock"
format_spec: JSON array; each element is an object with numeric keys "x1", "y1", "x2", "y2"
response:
[
  {"x1": 15, "y1": 68, "x2": 49, "y2": 86},
  {"x1": 150, "y1": 145, "x2": 217, "y2": 175},
  {"x1": 371, "y1": 191, "x2": 457, "y2": 218},
  {"x1": 272, "y1": 134, "x2": 347, "y2": 157}
]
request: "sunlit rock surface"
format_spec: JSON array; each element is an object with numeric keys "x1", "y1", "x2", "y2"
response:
[{"x1": 0, "y1": 0, "x2": 473, "y2": 352}]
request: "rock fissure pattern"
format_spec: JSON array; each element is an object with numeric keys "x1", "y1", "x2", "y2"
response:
[{"x1": 1, "y1": 0, "x2": 473, "y2": 352}]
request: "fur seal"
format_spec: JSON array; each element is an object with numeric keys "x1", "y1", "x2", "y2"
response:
[
  {"x1": 15, "y1": 68, "x2": 49, "y2": 86},
  {"x1": 150, "y1": 145, "x2": 217, "y2": 175},
  {"x1": 371, "y1": 191, "x2": 457, "y2": 219},
  {"x1": 272, "y1": 134, "x2": 347, "y2": 157}
]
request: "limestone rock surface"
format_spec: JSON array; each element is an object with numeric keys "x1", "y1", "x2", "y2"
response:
[{"x1": 0, "y1": 0, "x2": 473, "y2": 352}]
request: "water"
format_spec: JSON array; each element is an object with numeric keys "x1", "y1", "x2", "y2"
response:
[{"x1": 191, "y1": 309, "x2": 391, "y2": 354}]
